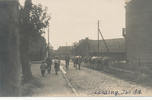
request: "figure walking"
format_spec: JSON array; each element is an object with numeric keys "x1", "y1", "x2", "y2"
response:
[
  {"x1": 78, "y1": 56, "x2": 82, "y2": 70},
  {"x1": 65, "y1": 56, "x2": 70, "y2": 70},
  {"x1": 46, "y1": 56, "x2": 52, "y2": 74},
  {"x1": 54, "y1": 57, "x2": 60, "y2": 75},
  {"x1": 40, "y1": 61, "x2": 47, "y2": 77}
]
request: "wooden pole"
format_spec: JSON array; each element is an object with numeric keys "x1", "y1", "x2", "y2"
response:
[
  {"x1": 99, "y1": 29, "x2": 110, "y2": 53},
  {"x1": 97, "y1": 20, "x2": 100, "y2": 56},
  {"x1": 48, "y1": 24, "x2": 50, "y2": 57}
]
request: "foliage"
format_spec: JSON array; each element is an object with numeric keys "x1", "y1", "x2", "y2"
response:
[
  {"x1": 29, "y1": 36, "x2": 47, "y2": 61},
  {"x1": 72, "y1": 38, "x2": 90, "y2": 56},
  {"x1": 19, "y1": 1, "x2": 51, "y2": 40},
  {"x1": 18, "y1": 0, "x2": 51, "y2": 82}
]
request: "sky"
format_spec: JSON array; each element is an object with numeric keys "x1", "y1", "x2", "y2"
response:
[{"x1": 19, "y1": 0, "x2": 126, "y2": 50}]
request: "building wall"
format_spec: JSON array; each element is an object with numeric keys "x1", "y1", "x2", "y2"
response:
[
  {"x1": 126, "y1": 0, "x2": 152, "y2": 66},
  {"x1": 0, "y1": 0, "x2": 21, "y2": 96}
]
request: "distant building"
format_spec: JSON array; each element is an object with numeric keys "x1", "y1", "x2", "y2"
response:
[
  {"x1": 88, "y1": 38, "x2": 125, "y2": 54},
  {"x1": 88, "y1": 38, "x2": 126, "y2": 60},
  {"x1": 126, "y1": 0, "x2": 152, "y2": 66},
  {"x1": 55, "y1": 38, "x2": 126, "y2": 60},
  {"x1": 55, "y1": 46, "x2": 73, "y2": 56},
  {"x1": 73, "y1": 38, "x2": 126, "y2": 60}
]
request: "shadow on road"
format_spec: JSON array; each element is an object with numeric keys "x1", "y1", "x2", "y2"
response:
[
  {"x1": 82, "y1": 63, "x2": 152, "y2": 89},
  {"x1": 21, "y1": 76, "x2": 43, "y2": 96}
]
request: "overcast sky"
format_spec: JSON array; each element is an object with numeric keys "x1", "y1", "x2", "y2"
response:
[{"x1": 19, "y1": 0, "x2": 126, "y2": 49}]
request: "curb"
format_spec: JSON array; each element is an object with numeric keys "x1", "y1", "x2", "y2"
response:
[{"x1": 60, "y1": 66, "x2": 78, "y2": 96}]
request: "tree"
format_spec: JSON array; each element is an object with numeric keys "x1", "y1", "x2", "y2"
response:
[
  {"x1": 72, "y1": 38, "x2": 90, "y2": 56},
  {"x1": 19, "y1": 0, "x2": 50, "y2": 82},
  {"x1": 29, "y1": 36, "x2": 47, "y2": 61},
  {"x1": 0, "y1": 0, "x2": 21, "y2": 96}
]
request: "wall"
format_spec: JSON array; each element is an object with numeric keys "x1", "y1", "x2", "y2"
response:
[{"x1": 126, "y1": 0, "x2": 152, "y2": 67}]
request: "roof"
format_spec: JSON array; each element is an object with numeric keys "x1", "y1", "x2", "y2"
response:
[
  {"x1": 88, "y1": 38, "x2": 125, "y2": 53},
  {"x1": 55, "y1": 46, "x2": 73, "y2": 55}
]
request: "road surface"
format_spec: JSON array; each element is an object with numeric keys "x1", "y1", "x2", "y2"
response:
[
  {"x1": 65, "y1": 62, "x2": 152, "y2": 96},
  {"x1": 29, "y1": 61, "x2": 152, "y2": 96},
  {"x1": 31, "y1": 63, "x2": 74, "y2": 96}
]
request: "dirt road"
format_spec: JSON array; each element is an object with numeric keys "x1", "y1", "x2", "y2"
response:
[
  {"x1": 31, "y1": 63, "x2": 74, "y2": 96},
  {"x1": 29, "y1": 61, "x2": 152, "y2": 97},
  {"x1": 65, "y1": 62, "x2": 152, "y2": 96}
]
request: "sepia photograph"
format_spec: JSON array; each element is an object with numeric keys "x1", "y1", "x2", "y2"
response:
[{"x1": 0, "y1": 0, "x2": 152, "y2": 98}]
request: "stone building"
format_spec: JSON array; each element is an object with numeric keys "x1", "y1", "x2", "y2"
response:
[
  {"x1": 0, "y1": 0, "x2": 21, "y2": 96},
  {"x1": 72, "y1": 38, "x2": 126, "y2": 60},
  {"x1": 126, "y1": 0, "x2": 152, "y2": 67}
]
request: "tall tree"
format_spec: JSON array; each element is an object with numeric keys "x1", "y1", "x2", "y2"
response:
[
  {"x1": 0, "y1": 0, "x2": 21, "y2": 96},
  {"x1": 72, "y1": 38, "x2": 90, "y2": 56},
  {"x1": 19, "y1": 0, "x2": 50, "y2": 82},
  {"x1": 29, "y1": 36, "x2": 47, "y2": 61},
  {"x1": 19, "y1": 0, "x2": 33, "y2": 82}
]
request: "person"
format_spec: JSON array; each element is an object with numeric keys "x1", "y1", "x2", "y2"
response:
[
  {"x1": 46, "y1": 56, "x2": 52, "y2": 74},
  {"x1": 78, "y1": 56, "x2": 82, "y2": 70},
  {"x1": 54, "y1": 57, "x2": 60, "y2": 75},
  {"x1": 40, "y1": 61, "x2": 47, "y2": 77},
  {"x1": 72, "y1": 57, "x2": 76, "y2": 68},
  {"x1": 65, "y1": 56, "x2": 70, "y2": 70},
  {"x1": 73, "y1": 56, "x2": 81, "y2": 70}
]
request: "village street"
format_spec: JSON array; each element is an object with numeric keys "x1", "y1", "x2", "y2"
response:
[
  {"x1": 30, "y1": 62, "x2": 74, "y2": 96},
  {"x1": 29, "y1": 61, "x2": 152, "y2": 97}
]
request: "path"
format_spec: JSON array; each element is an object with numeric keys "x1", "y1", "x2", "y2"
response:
[{"x1": 31, "y1": 63, "x2": 74, "y2": 97}]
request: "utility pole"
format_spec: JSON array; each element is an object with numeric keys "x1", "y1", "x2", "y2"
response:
[
  {"x1": 99, "y1": 29, "x2": 110, "y2": 53},
  {"x1": 97, "y1": 20, "x2": 110, "y2": 57},
  {"x1": 47, "y1": 23, "x2": 50, "y2": 57},
  {"x1": 97, "y1": 20, "x2": 100, "y2": 56},
  {"x1": 98, "y1": 21, "x2": 110, "y2": 53},
  {"x1": 66, "y1": 42, "x2": 68, "y2": 56}
]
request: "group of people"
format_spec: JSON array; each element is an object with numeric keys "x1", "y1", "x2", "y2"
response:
[
  {"x1": 40, "y1": 55, "x2": 82, "y2": 77},
  {"x1": 65, "y1": 56, "x2": 82, "y2": 70},
  {"x1": 40, "y1": 56, "x2": 60, "y2": 77},
  {"x1": 72, "y1": 56, "x2": 82, "y2": 70}
]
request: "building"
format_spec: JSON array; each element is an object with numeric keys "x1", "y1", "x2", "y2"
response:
[
  {"x1": 0, "y1": 0, "x2": 21, "y2": 96},
  {"x1": 126, "y1": 0, "x2": 152, "y2": 67},
  {"x1": 73, "y1": 38, "x2": 126, "y2": 60},
  {"x1": 55, "y1": 46, "x2": 73, "y2": 56}
]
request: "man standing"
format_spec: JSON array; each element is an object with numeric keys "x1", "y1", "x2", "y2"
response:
[
  {"x1": 40, "y1": 61, "x2": 47, "y2": 77},
  {"x1": 54, "y1": 57, "x2": 60, "y2": 75},
  {"x1": 46, "y1": 56, "x2": 52, "y2": 74},
  {"x1": 78, "y1": 56, "x2": 82, "y2": 70},
  {"x1": 65, "y1": 56, "x2": 70, "y2": 70}
]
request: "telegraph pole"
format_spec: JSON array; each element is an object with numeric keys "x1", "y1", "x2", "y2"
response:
[
  {"x1": 98, "y1": 20, "x2": 110, "y2": 53},
  {"x1": 98, "y1": 25, "x2": 110, "y2": 53},
  {"x1": 48, "y1": 24, "x2": 50, "y2": 46},
  {"x1": 47, "y1": 23, "x2": 50, "y2": 57},
  {"x1": 97, "y1": 20, "x2": 100, "y2": 56}
]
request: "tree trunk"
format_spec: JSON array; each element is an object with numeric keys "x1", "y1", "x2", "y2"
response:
[
  {"x1": 20, "y1": 38, "x2": 32, "y2": 82},
  {"x1": 20, "y1": 50, "x2": 32, "y2": 82},
  {"x1": 0, "y1": 0, "x2": 21, "y2": 96}
]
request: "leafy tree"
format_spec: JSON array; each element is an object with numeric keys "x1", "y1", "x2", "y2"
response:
[
  {"x1": 19, "y1": 0, "x2": 50, "y2": 82},
  {"x1": 72, "y1": 38, "x2": 90, "y2": 56},
  {"x1": 29, "y1": 36, "x2": 47, "y2": 61}
]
